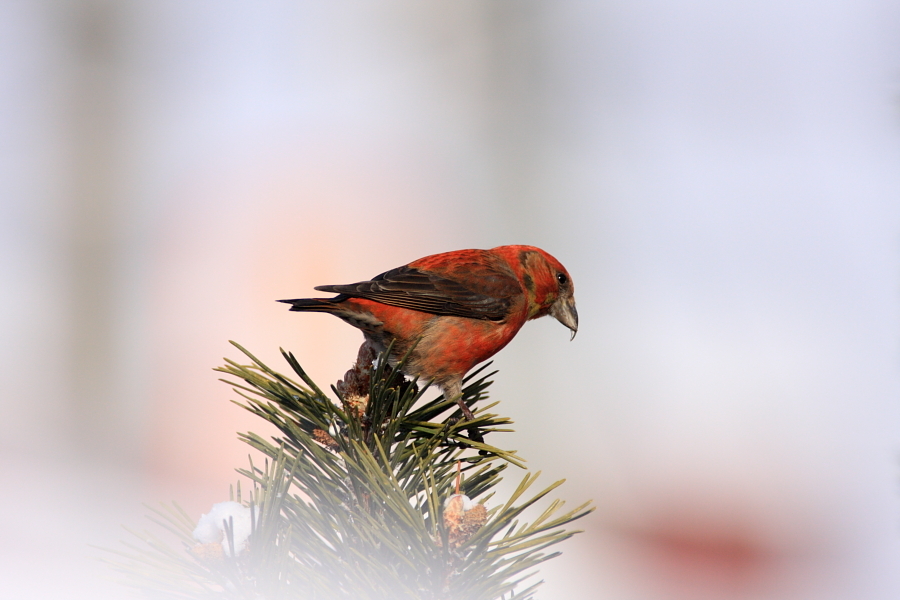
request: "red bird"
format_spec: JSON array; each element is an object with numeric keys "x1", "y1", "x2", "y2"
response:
[{"x1": 279, "y1": 245, "x2": 578, "y2": 421}]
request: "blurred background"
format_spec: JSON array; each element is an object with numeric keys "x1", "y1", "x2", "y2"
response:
[{"x1": 2, "y1": 1, "x2": 900, "y2": 598}]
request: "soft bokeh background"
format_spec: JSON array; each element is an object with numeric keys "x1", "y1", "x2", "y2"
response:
[{"x1": 3, "y1": 1, "x2": 900, "y2": 598}]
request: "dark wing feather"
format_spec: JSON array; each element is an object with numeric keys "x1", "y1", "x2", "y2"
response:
[{"x1": 314, "y1": 265, "x2": 517, "y2": 321}]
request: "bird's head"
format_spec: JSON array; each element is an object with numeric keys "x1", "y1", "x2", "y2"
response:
[
  {"x1": 547, "y1": 264, "x2": 578, "y2": 340},
  {"x1": 500, "y1": 245, "x2": 579, "y2": 340}
]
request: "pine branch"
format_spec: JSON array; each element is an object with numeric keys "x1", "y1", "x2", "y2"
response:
[{"x1": 103, "y1": 342, "x2": 593, "y2": 599}]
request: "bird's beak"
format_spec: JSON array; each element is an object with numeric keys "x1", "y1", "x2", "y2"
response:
[{"x1": 551, "y1": 298, "x2": 578, "y2": 340}]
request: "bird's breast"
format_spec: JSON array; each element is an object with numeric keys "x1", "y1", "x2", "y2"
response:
[{"x1": 408, "y1": 314, "x2": 524, "y2": 382}]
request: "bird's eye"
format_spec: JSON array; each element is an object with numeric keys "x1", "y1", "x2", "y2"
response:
[{"x1": 556, "y1": 272, "x2": 568, "y2": 286}]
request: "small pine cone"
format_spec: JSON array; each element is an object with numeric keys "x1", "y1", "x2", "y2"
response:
[
  {"x1": 336, "y1": 342, "x2": 375, "y2": 398},
  {"x1": 444, "y1": 494, "x2": 487, "y2": 548},
  {"x1": 444, "y1": 494, "x2": 466, "y2": 530},
  {"x1": 459, "y1": 503, "x2": 487, "y2": 540},
  {"x1": 336, "y1": 342, "x2": 375, "y2": 420},
  {"x1": 344, "y1": 394, "x2": 369, "y2": 420},
  {"x1": 312, "y1": 428, "x2": 340, "y2": 451}
]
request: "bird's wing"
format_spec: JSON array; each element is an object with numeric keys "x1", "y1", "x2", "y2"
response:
[{"x1": 314, "y1": 264, "x2": 518, "y2": 321}]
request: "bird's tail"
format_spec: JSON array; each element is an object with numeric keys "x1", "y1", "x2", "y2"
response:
[{"x1": 277, "y1": 297, "x2": 342, "y2": 312}]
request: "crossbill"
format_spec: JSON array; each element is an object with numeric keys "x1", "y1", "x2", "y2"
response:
[{"x1": 279, "y1": 245, "x2": 578, "y2": 422}]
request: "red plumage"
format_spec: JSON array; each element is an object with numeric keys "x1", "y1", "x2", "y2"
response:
[{"x1": 279, "y1": 245, "x2": 578, "y2": 422}]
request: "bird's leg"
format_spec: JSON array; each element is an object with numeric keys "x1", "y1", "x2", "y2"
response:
[
  {"x1": 443, "y1": 381, "x2": 473, "y2": 420},
  {"x1": 443, "y1": 381, "x2": 483, "y2": 444}
]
